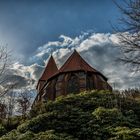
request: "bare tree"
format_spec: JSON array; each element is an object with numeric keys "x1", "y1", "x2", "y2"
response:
[
  {"x1": 17, "y1": 88, "x2": 32, "y2": 118},
  {"x1": 0, "y1": 46, "x2": 19, "y2": 124},
  {"x1": 0, "y1": 101, "x2": 7, "y2": 119},
  {"x1": 6, "y1": 88, "x2": 16, "y2": 124},
  {"x1": 0, "y1": 46, "x2": 13, "y2": 97},
  {"x1": 114, "y1": 0, "x2": 140, "y2": 71}
]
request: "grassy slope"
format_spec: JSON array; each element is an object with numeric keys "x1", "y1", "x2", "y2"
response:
[{"x1": 1, "y1": 90, "x2": 140, "y2": 140}]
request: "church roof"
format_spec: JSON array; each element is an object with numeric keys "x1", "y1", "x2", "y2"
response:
[
  {"x1": 49, "y1": 50, "x2": 107, "y2": 81},
  {"x1": 36, "y1": 55, "x2": 58, "y2": 89},
  {"x1": 59, "y1": 50, "x2": 98, "y2": 73},
  {"x1": 40, "y1": 55, "x2": 58, "y2": 81}
]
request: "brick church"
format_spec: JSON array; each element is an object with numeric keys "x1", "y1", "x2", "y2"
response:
[{"x1": 34, "y1": 50, "x2": 112, "y2": 105}]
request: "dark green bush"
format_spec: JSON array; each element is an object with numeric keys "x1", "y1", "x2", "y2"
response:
[
  {"x1": 1, "y1": 90, "x2": 140, "y2": 140},
  {"x1": 0, "y1": 124, "x2": 7, "y2": 137},
  {"x1": 109, "y1": 127, "x2": 140, "y2": 140}
]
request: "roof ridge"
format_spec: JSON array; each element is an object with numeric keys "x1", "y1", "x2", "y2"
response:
[
  {"x1": 59, "y1": 50, "x2": 97, "y2": 72},
  {"x1": 36, "y1": 55, "x2": 58, "y2": 89},
  {"x1": 59, "y1": 50, "x2": 75, "y2": 72}
]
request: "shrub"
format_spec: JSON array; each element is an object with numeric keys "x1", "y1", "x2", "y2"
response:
[
  {"x1": 109, "y1": 127, "x2": 140, "y2": 140},
  {"x1": 1, "y1": 90, "x2": 140, "y2": 140},
  {"x1": 92, "y1": 107, "x2": 123, "y2": 125},
  {"x1": 0, "y1": 124, "x2": 7, "y2": 137}
]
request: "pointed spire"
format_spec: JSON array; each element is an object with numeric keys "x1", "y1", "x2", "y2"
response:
[
  {"x1": 59, "y1": 49, "x2": 98, "y2": 73},
  {"x1": 40, "y1": 55, "x2": 58, "y2": 81},
  {"x1": 36, "y1": 55, "x2": 58, "y2": 90}
]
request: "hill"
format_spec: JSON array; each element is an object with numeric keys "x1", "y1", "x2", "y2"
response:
[{"x1": 0, "y1": 90, "x2": 140, "y2": 140}]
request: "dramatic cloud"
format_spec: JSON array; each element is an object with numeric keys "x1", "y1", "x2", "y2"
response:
[
  {"x1": 8, "y1": 32, "x2": 139, "y2": 91},
  {"x1": 0, "y1": 0, "x2": 122, "y2": 59},
  {"x1": 29, "y1": 32, "x2": 139, "y2": 89},
  {"x1": 11, "y1": 62, "x2": 44, "y2": 81}
]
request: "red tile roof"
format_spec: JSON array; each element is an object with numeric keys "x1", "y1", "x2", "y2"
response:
[
  {"x1": 40, "y1": 55, "x2": 58, "y2": 80},
  {"x1": 59, "y1": 50, "x2": 98, "y2": 73},
  {"x1": 49, "y1": 50, "x2": 107, "y2": 80},
  {"x1": 36, "y1": 55, "x2": 58, "y2": 89}
]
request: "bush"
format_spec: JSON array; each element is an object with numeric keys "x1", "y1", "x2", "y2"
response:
[
  {"x1": 1, "y1": 90, "x2": 140, "y2": 140},
  {"x1": 0, "y1": 130, "x2": 18, "y2": 140},
  {"x1": 109, "y1": 127, "x2": 140, "y2": 140},
  {"x1": 92, "y1": 107, "x2": 124, "y2": 125},
  {"x1": 34, "y1": 130, "x2": 78, "y2": 140},
  {"x1": 0, "y1": 124, "x2": 7, "y2": 137}
]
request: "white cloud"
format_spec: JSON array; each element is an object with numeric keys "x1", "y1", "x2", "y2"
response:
[
  {"x1": 1, "y1": 31, "x2": 139, "y2": 114},
  {"x1": 29, "y1": 32, "x2": 139, "y2": 89},
  {"x1": 11, "y1": 62, "x2": 44, "y2": 82},
  {"x1": 6, "y1": 32, "x2": 139, "y2": 90}
]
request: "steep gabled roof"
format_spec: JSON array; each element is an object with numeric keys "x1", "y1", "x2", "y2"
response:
[
  {"x1": 59, "y1": 50, "x2": 98, "y2": 73},
  {"x1": 40, "y1": 55, "x2": 58, "y2": 81},
  {"x1": 36, "y1": 55, "x2": 58, "y2": 89},
  {"x1": 48, "y1": 50, "x2": 107, "y2": 81}
]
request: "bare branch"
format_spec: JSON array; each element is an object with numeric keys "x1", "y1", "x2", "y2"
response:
[{"x1": 114, "y1": 0, "x2": 140, "y2": 71}]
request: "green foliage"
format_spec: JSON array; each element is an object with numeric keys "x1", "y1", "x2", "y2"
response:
[
  {"x1": 109, "y1": 127, "x2": 140, "y2": 140},
  {"x1": 0, "y1": 124, "x2": 7, "y2": 137},
  {"x1": 34, "y1": 130, "x2": 78, "y2": 140},
  {"x1": 92, "y1": 107, "x2": 123, "y2": 122},
  {"x1": 0, "y1": 130, "x2": 77, "y2": 140},
  {"x1": 0, "y1": 115, "x2": 22, "y2": 134},
  {"x1": 0, "y1": 130, "x2": 18, "y2": 140},
  {"x1": 1, "y1": 90, "x2": 140, "y2": 140}
]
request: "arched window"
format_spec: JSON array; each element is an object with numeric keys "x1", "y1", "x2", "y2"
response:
[
  {"x1": 55, "y1": 75, "x2": 64, "y2": 97},
  {"x1": 67, "y1": 74, "x2": 79, "y2": 94},
  {"x1": 78, "y1": 72, "x2": 86, "y2": 90},
  {"x1": 86, "y1": 74, "x2": 94, "y2": 90}
]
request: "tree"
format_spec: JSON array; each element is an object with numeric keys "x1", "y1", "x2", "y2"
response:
[
  {"x1": 0, "y1": 46, "x2": 18, "y2": 123},
  {"x1": 114, "y1": 0, "x2": 140, "y2": 71},
  {"x1": 0, "y1": 46, "x2": 12, "y2": 120},
  {"x1": 6, "y1": 88, "x2": 16, "y2": 124},
  {"x1": 17, "y1": 88, "x2": 33, "y2": 118},
  {"x1": 0, "y1": 102, "x2": 7, "y2": 119},
  {"x1": 0, "y1": 46, "x2": 14, "y2": 97}
]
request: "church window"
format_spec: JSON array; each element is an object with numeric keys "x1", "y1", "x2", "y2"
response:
[
  {"x1": 55, "y1": 75, "x2": 64, "y2": 97},
  {"x1": 57, "y1": 75, "x2": 64, "y2": 82},
  {"x1": 78, "y1": 72, "x2": 86, "y2": 88},
  {"x1": 78, "y1": 72, "x2": 86, "y2": 78},
  {"x1": 67, "y1": 74, "x2": 79, "y2": 94},
  {"x1": 86, "y1": 74, "x2": 94, "y2": 90}
]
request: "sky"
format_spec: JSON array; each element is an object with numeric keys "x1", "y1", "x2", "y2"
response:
[
  {"x1": 0, "y1": 0, "x2": 122, "y2": 60},
  {"x1": 0, "y1": 0, "x2": 139, "y2": 90}
]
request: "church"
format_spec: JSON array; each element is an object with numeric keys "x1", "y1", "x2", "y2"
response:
[{"x1": 33, "y1": 50, "x2": 112, "y2": 105}]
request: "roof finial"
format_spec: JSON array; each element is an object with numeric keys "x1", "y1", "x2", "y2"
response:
[
  {"x1": 50, "y1": 51, "x2": 53, "y2": 58},
  {"x1": 73, "y1": 48, "x2": 77, "y2": 53},
  {"x1": 50, "y1": 49, "x2": 54, "y2": 56}
]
